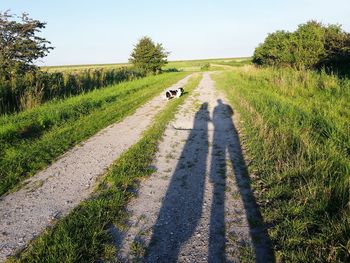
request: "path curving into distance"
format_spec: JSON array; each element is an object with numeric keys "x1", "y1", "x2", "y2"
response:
[
  {"x1": 115, "y1": 73, "x2": 275, "y2": 262},
  {"x1": 0, "y1": 74, "x2": 192, "y2": 262}
]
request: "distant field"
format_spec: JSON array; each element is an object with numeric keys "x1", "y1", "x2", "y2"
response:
[
  {"x1": 164, "y1": 57, "x2": 251, "y2": 71},
  {"x1": 41, "y1": 62, "x2": 130, "y2": 73},
  {"x1": 41, "y1": 57, "x2": 252, "y2": 73}
]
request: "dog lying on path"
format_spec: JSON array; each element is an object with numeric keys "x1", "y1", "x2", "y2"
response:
[{"x1": 165, "y1": 87, "x2": 184, "y2": 100}]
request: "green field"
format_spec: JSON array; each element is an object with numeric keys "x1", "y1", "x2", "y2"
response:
[
  {"x1": 164, "y1": 57, "x2": 250, "y2": 71},
  {"x1": 41, "y1": 57, "x2": 251, "y2": 73},
  {"x1": 0, "y1": 72, "x2": 188, "y2": 196},
  {"x1": 41, "y1": 62, "x2": 130, "y2": 73},
  {"x1": 213, "y1": 66, "x2": 349, "y2": 262}
]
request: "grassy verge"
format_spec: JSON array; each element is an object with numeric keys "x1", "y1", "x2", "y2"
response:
[
  {"x1": 213, "y1": 66, "x2": 349, "y2": 262},
  {"x1": 8, "y1": 74, "x2": 202, "y2": 263},
  {"x1": 0, "y1": 72, "x2": 188, "y2": 196}
]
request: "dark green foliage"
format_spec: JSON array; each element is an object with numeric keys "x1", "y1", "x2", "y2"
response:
[
  {"x1": 253, "y1": 30, "x2": 294, "y2": 67},
  {"x1": 320, "y1": 25, "x2": 350, "y2": 72},
  {"x1": 292, "y1": 21, "x2": 326, "y2": 69},
  {"x1": 0, "y1": 11, "x2": 53, "y2": 78},
  {"x1": 129, "y1": 36, "x2": 169, "y2": 74},
  {"x1": 253, "y1": 21, "x2": 350, "y2": 72},
  {"x1": 0, "y1": 67, "x2": 143, "y2": 114}
]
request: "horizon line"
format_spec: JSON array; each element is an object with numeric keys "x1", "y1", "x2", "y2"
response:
[{"x1": 39, "y1": 56, "x2": 252, "y2": 68}]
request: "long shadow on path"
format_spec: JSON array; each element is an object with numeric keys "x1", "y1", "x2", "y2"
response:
[
  {"x1": 144, "y1": 100, "x2": 274, "y2": 262},
  {"x1": 209, "y1": 99, "x2": 275, "y2": 262},
  {"x1": 144, "y1": 103, "x2": 210, "y2": 262}
]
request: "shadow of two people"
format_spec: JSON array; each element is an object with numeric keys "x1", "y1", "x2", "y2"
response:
[{"x1": 144, "y1": 99, "x2": 274, "y2": 263}]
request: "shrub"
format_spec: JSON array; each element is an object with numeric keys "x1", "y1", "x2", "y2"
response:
[
  {"x1": 200, "y1": 63, "x2": 210, "y2": 70},
  {"x1": 253, "y1": 21, "x2": 350, "y2": 72}
]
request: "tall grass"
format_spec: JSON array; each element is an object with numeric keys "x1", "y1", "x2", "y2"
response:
[
  {"x1": 213, "y1": 66, "x2": 349, "y2": 262},
  {"x1": 9, "y1": 74, "x2": 202, "y2": 263},
  {"x1": 0, "y1": 72, "x2": 188, "y2": 196},
  {"x1": 0, "y1": 67, "x2": 143, "y2": 114}
]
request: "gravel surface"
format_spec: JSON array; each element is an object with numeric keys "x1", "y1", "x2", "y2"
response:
[
  {"x1": 114, "y1": 73, "x2": 274, "y2": 262},
  {"x1": 0, "y1": 74, "x2": 192, "y2": 262}
]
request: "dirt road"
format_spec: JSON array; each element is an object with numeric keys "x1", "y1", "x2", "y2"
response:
[{"x1": 115, "y1": 73, "x2": 274, "y2": 262}]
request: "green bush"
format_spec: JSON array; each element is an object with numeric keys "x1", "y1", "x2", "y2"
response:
[
  {"x1": 253, "y1": 21, "x2": 350, "y2": 72},
  {"x1": 200, "y1": 63, "x2": 210, "y2": 70}
]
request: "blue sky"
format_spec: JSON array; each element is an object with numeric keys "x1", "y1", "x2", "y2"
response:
[{"x1": 1, "y1": 0, "x2": 349, "y2": 66}]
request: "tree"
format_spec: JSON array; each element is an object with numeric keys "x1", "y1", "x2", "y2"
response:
[
  {"x1": 129, "y1": 36, "x2": 168, "y2": 74},
  {"x1": 320, "y1": 24, "x2": 350, "y2": 71},
  {"x1": 253, "y1": 30, "x2": 294, "y2": 66},
  {"x1": 252, "y1": 20, "x2": 350, "y2": 72},
  {"x1": 291, "y1": 21, "x2": 326, "y2": 69},
  {"x1": 0, "y1": 11, "x2": 53, "y2": 79}
]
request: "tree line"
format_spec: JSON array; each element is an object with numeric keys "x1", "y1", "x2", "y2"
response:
[
  {"x1": 253, "y1": 21, "x2": 350, "y2": 74},
  {"x1": 0, "y1": 11, "x2": 169, "y2": 114}
]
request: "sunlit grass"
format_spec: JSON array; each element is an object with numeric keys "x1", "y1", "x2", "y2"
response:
[{"x1": 213, "y1": 66, "x2": 350, "y2": 262}]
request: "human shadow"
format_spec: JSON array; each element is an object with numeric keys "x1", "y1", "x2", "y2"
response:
[
  {"x1": 208, "y1": 99, "x2": 275, "y2": 262},
  {"x1": 144, "y1": 103, "x2": 210, "y2": 262}
]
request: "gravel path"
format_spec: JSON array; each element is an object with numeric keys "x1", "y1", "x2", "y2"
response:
[
  {"x1": 115, "y1": 73, "x2": 274, "y2": 262},
  {"x1": 0, "y1": 75, "x2": 192, "y2": 262}
]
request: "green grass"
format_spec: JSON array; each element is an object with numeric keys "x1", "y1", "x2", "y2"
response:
[
  {"x1": 9, "y1": 73, "x2": 202, "y2": 263},
  {"x1": 213, "y1": 66, "x2": 349, "y2": 262},
  {"x1": 0, "y1": 72, "x2": 188, "y2": 196}
]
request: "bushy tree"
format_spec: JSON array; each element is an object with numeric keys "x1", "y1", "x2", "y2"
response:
[
  {"x1": 0, "y1": 11, "x2": 53, "y2": 79},
  {"x1": 292, "y1": 21, "x2": 326, "y2": 69},
  {"x1": 129, "y1": 36, "x2": 169, "y2": 74},
  {"x1": 321, "y1": 24, "x2": 350, "y2": 70},
  {"x1": 253, "y1": 20, "x2": 350, "y2": 72},
  {"x1": 253, "y1": 30, "x2": 294, "y2": 66}
]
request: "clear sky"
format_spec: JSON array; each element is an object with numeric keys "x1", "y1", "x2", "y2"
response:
[{"x1": 1, "y1": 0, "x2": 349, "y2": 66}]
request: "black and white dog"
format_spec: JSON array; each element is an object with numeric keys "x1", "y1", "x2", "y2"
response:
[{"x1": 165, "y1": 87, "x2": 184, "y2": 100}]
